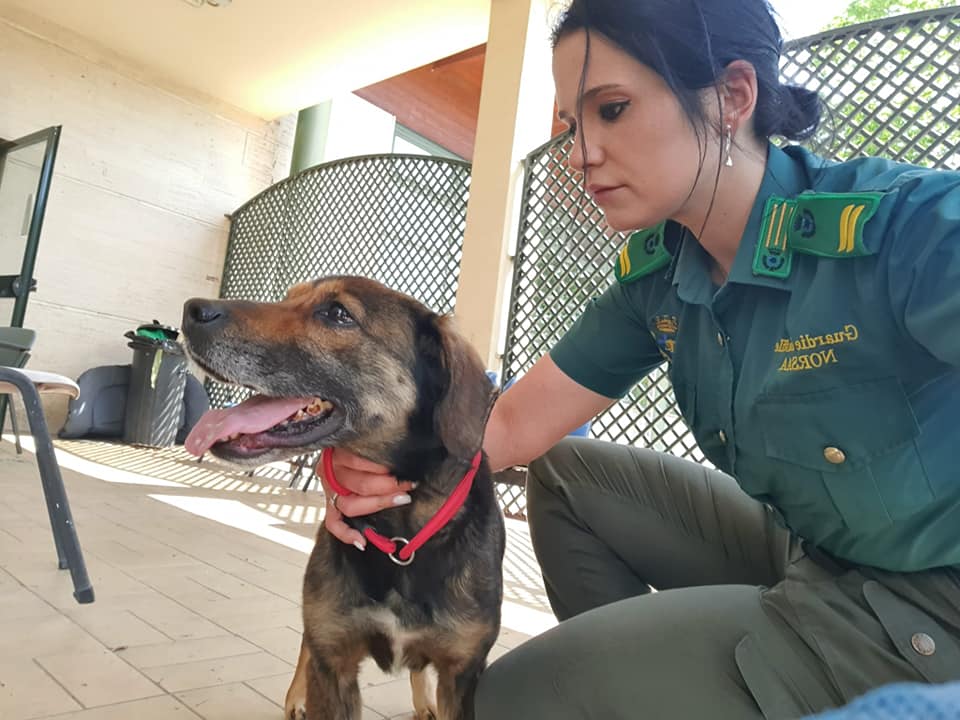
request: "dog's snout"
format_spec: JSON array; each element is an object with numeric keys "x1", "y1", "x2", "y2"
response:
[{"x1": 183, "y1": 299, "x2": 227, "y2": 328}]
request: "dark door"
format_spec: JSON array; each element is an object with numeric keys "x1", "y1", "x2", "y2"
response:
[{"x1": 0, "y1": 126, "x2": 61, "y2": 327}]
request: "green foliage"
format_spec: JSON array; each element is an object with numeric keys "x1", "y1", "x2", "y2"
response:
[{"x1": 826, "y1": 0, "x2": 954, "y2": 29}]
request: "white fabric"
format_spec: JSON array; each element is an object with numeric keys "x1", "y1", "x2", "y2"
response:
[{"x1": 0, "y1": 366, "x2": 80, "y2": 399}]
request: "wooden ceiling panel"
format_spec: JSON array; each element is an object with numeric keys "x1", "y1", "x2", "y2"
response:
[{"x1": 355, "y1": 44, "x2": 566, "y2": 161}]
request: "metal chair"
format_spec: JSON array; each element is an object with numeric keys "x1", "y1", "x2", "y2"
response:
[
  {"x1": 0, "y1": 334, "x2": 94, "y2": 603},
  {"x1": 288, "y1": 450, "x2": 321, "y2": 491},
  {"x1": 0, "y1": 327, "x2": 36, "y2": 453}
]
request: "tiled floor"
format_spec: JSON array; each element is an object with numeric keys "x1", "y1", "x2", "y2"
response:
[{"x1": 0, "y1": 436, "x2": 555, "y2": 719}]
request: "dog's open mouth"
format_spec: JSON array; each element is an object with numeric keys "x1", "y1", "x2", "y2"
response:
[{"x1": 185, "y1": 394, "x2": 345, "y2": 460}]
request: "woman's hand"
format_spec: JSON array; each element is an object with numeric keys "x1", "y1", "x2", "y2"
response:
[{"x1": 317, "y1": 450, "x2": 416, "y2": 549}]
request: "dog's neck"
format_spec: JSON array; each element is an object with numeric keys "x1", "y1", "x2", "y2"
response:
[
  {"x1": 392, "y1": 444, "x2": 477, "y2": 497},
  {"x1": 396, "y1": 450, "x2": 486, "y2": 540}
]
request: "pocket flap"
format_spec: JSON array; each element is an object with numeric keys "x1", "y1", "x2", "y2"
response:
[
  {"x1": 757, "y1": 377, "x2": 919, "y2": 472},
  {"x1": 735, "y1": 633, "x2": 831, "y2": 719},
  {"x1": 862, "y1": 580, "x2": 960, "y2": 684}
]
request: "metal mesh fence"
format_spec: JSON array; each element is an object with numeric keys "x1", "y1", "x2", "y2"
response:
[
  {"x1": 208, "y1": 154, "x2": 471, "y2": 409},
  {"x1": 783, "y1": 7, "x2": 960, "y2": 169},
  {"x1": 501, "y1": 7, "x2": 960, "y2": 491}
]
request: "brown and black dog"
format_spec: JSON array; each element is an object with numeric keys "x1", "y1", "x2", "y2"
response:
[{"x1": 181, "y1": 276, "x2": 505, "y2": 720}]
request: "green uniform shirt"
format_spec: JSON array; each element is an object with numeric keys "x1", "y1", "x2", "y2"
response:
[{"x1": 551, "y1": 143, "x2": 960, "y2": 572}]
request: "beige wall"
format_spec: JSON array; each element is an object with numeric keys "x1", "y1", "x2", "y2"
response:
[{"x1": 0, "y1": 15, "x2": 295, "y2": 385}]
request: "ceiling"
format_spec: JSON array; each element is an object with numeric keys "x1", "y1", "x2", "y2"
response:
[
  {"x1": 355, "y1": 45, "x2": 488, "y2": 160},
  {"x1": 0, "y1": 0, "x2": 492, "y2": 120}
]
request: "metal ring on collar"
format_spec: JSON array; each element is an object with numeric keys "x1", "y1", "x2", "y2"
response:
[{"x1": 389, "y1": 536, "x2": 415, "y2": 566}]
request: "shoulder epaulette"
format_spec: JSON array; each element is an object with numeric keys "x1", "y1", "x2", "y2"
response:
[
  {"x1": 615, "y1": 222, "x2": 672, "y2": 284},
  {"x1": 753, "y1": 191, "x2": 884, "y2": 279}
]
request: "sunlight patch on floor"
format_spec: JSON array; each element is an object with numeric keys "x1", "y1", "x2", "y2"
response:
[
  {"x1": 150, "y1": 493, "x2": 316, "y2": 553},
  {"x1": 3, "y1": 433, "x2": 183, "y2": 488}
]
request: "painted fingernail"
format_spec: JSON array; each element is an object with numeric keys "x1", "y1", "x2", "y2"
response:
[
  {"x1": 353, "y1": 540, "x2": 366, "y2": 551},
  {"x1": 393, "y1": 494, "x2": 412, "y2": 506}
]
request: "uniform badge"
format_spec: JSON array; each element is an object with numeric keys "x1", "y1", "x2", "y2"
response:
[
  {"x1": 615, "y1": 222, "x2": 672, "y2": 284},
  {"x1": 652, "y1": 315, "x2": 678, "y2": 361},
  {"x1": 752, "y1": 192, "x2": 883, "y2": 279}
]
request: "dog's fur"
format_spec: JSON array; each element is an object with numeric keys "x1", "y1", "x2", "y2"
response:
[{"x1": 181, "y1": 277, "x2": 505, "y2": 720}]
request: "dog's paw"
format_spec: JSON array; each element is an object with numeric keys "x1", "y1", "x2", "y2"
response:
[
  {"x1": 414, "y1": 707, "x2": 438, "y2": 720},
  {"x1": 284, "y1": 699, "x2": 306, "y2": 720}
]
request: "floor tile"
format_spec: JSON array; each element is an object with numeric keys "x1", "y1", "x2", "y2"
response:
[
  {"x1": 176, "y1": 681, "x2": 282, "y2": 720},
  {"x1": 33, "y1": 648, "x2": 162, "y2": 707},
  {"x1": 361, "y1": 678, "x2": 417, "y2": 718},
  {"x1": 0, "y1": 614, "x2": 104, "y2": 658},
  {"x1": 115, "y1": 635, "x2": 261, "y2": 669},
  {"x1": 35, "y1": 694, "x2": 202, "y2": 719},
  {"x1": 0, "y1": 659, "x2": 82, "y2": 720},
  {"x1": 242, "y1": 673, "x2": 288, "y2": 708},
  {"x1": 238, "y1": 625, "x2": 303, "y2": 664},
  {"x1": 141, "y1": 651, "x2": 292, "y2": 693},
  {"x1": 63, "y1": 606, "x2": 171, "y2": 649}
]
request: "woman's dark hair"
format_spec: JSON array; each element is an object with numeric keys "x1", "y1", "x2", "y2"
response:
[{"x1": 551, "y1": 0, "x2": 822, "y2": 143}]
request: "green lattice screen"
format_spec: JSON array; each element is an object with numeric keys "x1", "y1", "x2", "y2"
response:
[{"x1": 209, "y1": 154, "x2": 471, "y2": 409}]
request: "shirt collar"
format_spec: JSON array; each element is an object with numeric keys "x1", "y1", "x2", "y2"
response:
[{"x1": 672, "y1": 143, "x2": 813, "y2": 302}]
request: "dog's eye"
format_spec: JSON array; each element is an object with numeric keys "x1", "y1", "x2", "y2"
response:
[{"x1": 315, "y1": 302, "x2": 355, "y2": 327}]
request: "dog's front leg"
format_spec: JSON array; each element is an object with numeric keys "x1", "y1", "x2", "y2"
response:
[
  {"x1": 410, "y1": 668, "x2": 438, "y2": 720},
  {"x1": 284, "y1": 638, "x2": 311, "y2": 720},
  {"x1": 306, "y1": 653, "x2": 362, "y2": 720},
  {"x1": 435, "y1": 662, "x2": 484, "y2": 720}
]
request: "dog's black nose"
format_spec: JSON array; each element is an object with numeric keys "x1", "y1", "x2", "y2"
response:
[{"x1": 183, "y1": 299, "x2": 226, "y2": 327}]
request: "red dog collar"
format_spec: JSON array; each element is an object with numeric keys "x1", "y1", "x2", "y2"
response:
[{"x1": 321, "y1": 447, "x2": 482, "y2": 565}]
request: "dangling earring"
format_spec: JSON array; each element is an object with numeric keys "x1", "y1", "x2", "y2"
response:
[{"x1": 724, "y1": 124, "x2": 734, "y2": 168}]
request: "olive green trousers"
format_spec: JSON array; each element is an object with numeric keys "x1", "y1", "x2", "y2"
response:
[{"x1": 474, "y1": 438, "x2": 960, "y2": 719}]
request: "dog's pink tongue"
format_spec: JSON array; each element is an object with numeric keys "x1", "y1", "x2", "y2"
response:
[{"x1": 184, "y1": 395, "x2": 311, "y2": 456}]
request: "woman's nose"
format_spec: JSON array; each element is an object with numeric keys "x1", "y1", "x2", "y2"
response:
[{"x1": 567, "y1": 134, "x2": 597, "y2": 172}]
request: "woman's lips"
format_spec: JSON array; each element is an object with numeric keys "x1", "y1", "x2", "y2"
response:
[{"x1": 588, "y1": 184, "x2": 624, "y2": 202}]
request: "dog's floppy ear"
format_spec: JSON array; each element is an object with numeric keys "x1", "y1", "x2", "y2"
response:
[{"x1": 432, "y1": 315, "x2": 497, "y2": 460}]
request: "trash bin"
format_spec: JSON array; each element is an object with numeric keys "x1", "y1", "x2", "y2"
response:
[{"x1": 122, "y1": 323, "x2": 188, "y2": 447}]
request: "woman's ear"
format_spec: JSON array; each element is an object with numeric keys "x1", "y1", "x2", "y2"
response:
[{"x1": 720, "y1": 59, "x2": 759, "y2": 132}]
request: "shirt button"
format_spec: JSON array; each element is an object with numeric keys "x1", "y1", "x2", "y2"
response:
[
  {"x1": 718, "y1": 430, "x2": 727, "y2": 445},
  {"x1": 716, "y1": 332, "x2": 725, "y2": 347},
  {"x1": 911, "y1": 632, "x2": 936, "y2": 656},
  {"x1": 823, "y1": 446, "x2": 846, "y2": 465}
]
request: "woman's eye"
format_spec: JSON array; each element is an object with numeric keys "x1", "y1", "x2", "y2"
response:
[
  {"x1": 315, "y1": 303, "x2": 355, "y2": 326},
  {"x1": 599, "y1": 101, "x2": 629, "y2": 122}
]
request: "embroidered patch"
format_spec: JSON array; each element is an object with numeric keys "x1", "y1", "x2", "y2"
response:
[
  {"x1": 651, "y1": 315, "x2": 678, "y2": 361},
  {"x1": 615, "y1": 222, "x2": 672, "y2": 284},
  {"x1": 752, "y1": 192, "x2": 884, "y2": 279},
  {"x1": 753, "y1": 197, "x2": 796, "y2": 279},
  {"x1": 789, "y1": 192, "x2": 883, "y2": 257},
  {"x1": 773, "y1": 323, "x2": 860, "y2": 373}
]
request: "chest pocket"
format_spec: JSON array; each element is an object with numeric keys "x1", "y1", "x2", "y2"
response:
[{"x1": 756, "y1": 377, "x2": 932, "y2": 532}]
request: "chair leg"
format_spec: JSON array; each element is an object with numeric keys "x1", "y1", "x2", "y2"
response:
[
  {"x1": 288, "y1": 454, "x2": 306, "y2": 489},
  {"x1": 0, "y1": 395, "x2": 19, "y2": 453},
  {"x1": 0, "y1": 371, "x2": 95, "y2": 604},
  {"x1": 300, "y1": 452, "x2": 319, "y2": 492},
  {"x1": 7, "y1": 394, "x2": 23, "y2": 455}
]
